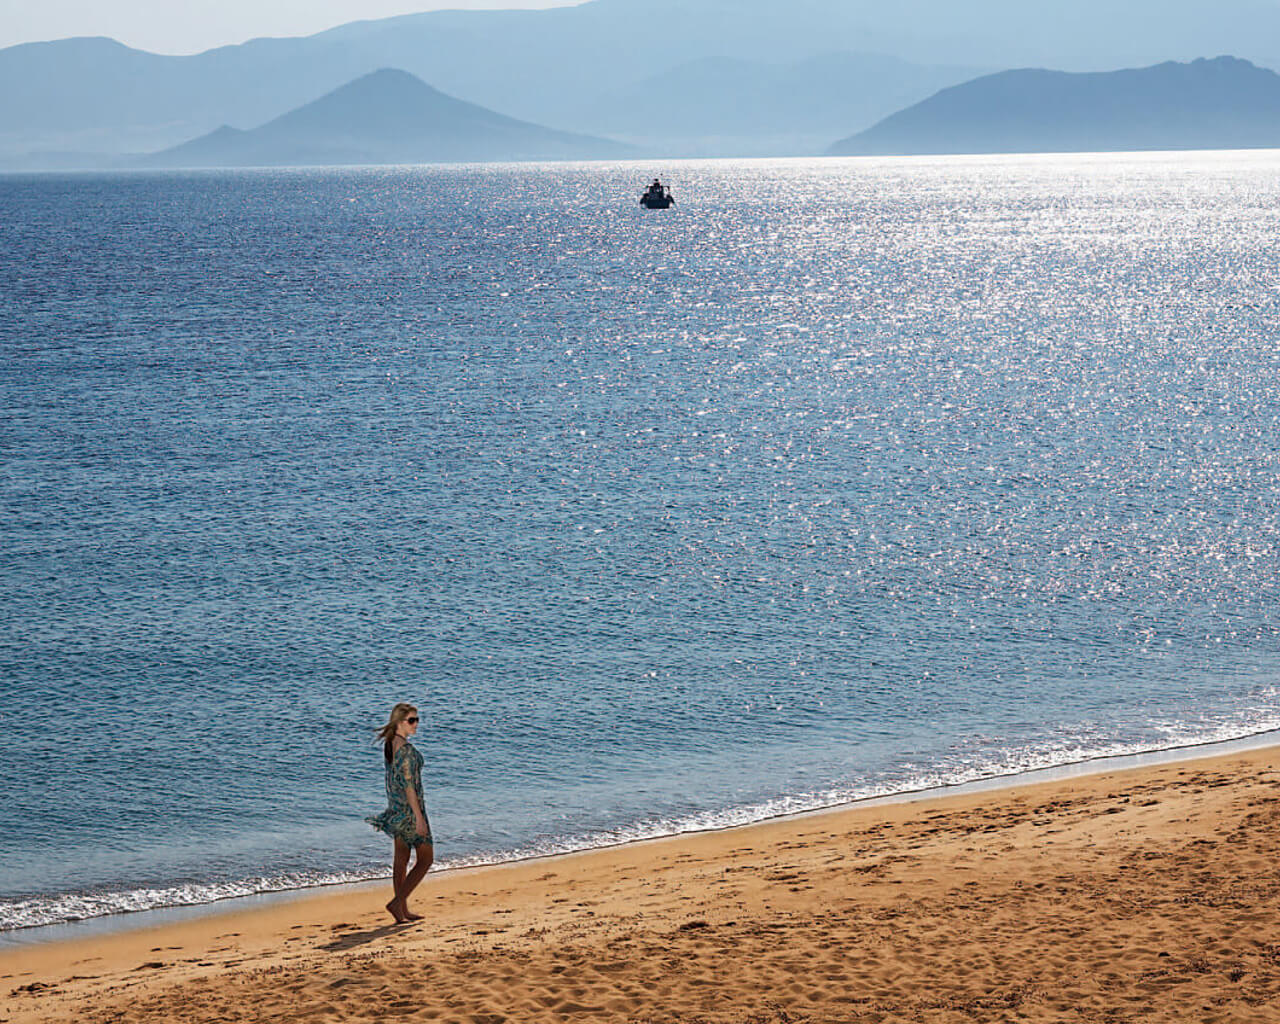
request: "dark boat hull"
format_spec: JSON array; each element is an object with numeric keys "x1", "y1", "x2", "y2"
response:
[{"x1": 640, "y1": 195, "x2": 674, "y2": 209}]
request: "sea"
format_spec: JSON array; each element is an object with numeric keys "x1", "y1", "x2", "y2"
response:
[{"x1": 3, "y1": 151, "x2": 1280, "y2": 937}]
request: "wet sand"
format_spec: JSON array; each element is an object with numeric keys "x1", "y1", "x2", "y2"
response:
[{"x1": 5, "y1": 745, "x2": 1280, "y2": 1023}]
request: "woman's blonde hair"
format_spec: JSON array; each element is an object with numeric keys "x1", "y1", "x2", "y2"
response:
[{"x1": 376, "y1": 702, "x2": 418, "y2": 763}]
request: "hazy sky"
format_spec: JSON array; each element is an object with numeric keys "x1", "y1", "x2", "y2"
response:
[{"x1": 0, "y1": 0, "x2": 581, "y2": 55}]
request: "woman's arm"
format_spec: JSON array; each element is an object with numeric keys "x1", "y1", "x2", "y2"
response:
[{"x1": 402, "y1": 757, "x2": 428, "y2": 838}]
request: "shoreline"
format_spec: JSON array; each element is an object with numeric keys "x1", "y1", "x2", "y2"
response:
[
  {"x1": 5, "y1": 737, "x2": 1280, "y2": 1023},
  {"x1": 6, "y1": 723, "x2": 1280, "y2": 951}
]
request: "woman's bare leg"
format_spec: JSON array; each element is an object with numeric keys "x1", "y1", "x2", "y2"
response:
[
  {"x1": 386, "y1": 839, "x2": 411, "y2": 922},
  {"x1": 399, "y1": 843, "x2": 434, "y2": 919},
  {"x1": 392, "y1": 838, "x2": 410, "y2": 894}
]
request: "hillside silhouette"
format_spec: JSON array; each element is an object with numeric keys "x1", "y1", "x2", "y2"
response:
[
  {"x1": 145, "y1": 69, "x2": 630, "y2": 167},
  {"x1": 829, "y1": 56, "x2": 1280, "y2": 156}
]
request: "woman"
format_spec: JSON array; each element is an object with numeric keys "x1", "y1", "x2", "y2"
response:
[{"x1": 367, "y1": 702, "x2": 433, "y2": 923}]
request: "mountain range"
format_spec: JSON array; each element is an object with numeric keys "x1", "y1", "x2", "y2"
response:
[
  {"x1": 145, "y1": 69, "x2": 629, "y2": 167},
  {"x1": 829, "y1": 56, "x2": 1280, "y2": 156},
  {"x1": 4, "y1": 0, "x2": 1280, "y2": 168}
]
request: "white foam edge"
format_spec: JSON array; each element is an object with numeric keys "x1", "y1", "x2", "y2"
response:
[{"x1": 4, "y1": 721, "x2": 1279, "y2": 949}]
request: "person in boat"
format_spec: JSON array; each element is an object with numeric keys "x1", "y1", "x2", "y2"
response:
[{"x1": 642, "y1": 178, "x2": 673, "y2": 205}]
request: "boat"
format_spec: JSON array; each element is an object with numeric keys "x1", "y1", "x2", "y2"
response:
[{"x1": 640, "y1": 178, "x2": 674, "y2": 209}]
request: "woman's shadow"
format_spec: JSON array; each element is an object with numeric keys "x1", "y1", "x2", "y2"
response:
[{"x1": 320, "y1": 920, "x2": 420, "y2": 952}]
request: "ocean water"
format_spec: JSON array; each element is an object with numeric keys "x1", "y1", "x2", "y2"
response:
[{"x1": 2, "y1": 152, "x2": 1280, "y2": 933}]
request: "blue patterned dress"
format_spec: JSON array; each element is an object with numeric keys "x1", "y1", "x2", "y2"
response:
[{"x1": 366, "y1": 741, "x2": 432, "y2": 848}]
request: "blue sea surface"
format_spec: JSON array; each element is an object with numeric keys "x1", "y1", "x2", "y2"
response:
[{"x1": 2, "y1": 152, "x2": 1280, "y2": 931}]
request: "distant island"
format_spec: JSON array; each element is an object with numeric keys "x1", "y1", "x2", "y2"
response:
[
  {"x1": 144, "y1": 69, "x2": 631, "y2": 168},
  {"x1": 829, "y1": 56, "x2": 1280, "y2": 156}
]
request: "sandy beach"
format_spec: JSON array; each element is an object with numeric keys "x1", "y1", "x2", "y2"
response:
[{"x1": 5, "y1": 745, "x2": 1280, "y2": 1023}]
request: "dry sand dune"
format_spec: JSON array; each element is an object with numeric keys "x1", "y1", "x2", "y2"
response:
[{"x1": 5, "y1": 747, "x2": 1280, "y2": 1023}]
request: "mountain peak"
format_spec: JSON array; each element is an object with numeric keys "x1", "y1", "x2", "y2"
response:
[
  {"x1": 304, "y1": 67, "x2": 448, "y2": 106},
  {"x1": 342, "y1": 67, "x2": 435, "y2": 90},
  {"x1": 1192, "y1": 55, "x2": 1255, "y2": 67},
  {"x1": 146, "y1": 67, "x2": 629, "y2": 168}
]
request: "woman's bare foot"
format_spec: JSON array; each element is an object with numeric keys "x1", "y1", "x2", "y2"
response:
[
  {"x1": 386, "y1": 898, "x2": 409, "y2": 924},
  {"x1": 403, "y1": 908, "x2": 424, "y2": 921}
]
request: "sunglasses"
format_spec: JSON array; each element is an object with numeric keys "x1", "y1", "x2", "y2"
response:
[{"x1": 406, "y1": 716, "x2": 419, "y2": 724}]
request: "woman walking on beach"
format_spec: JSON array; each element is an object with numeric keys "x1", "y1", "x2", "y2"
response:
[{"x1": 367, "y1": 703, "x2": 433, "y2": 923}]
